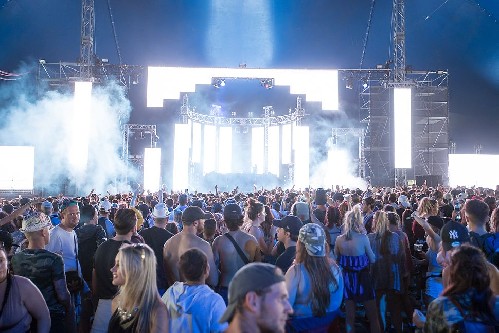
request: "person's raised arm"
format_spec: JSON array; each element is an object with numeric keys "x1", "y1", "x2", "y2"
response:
[
  {"x1": 130, "y1": 185, "x2": 141, "y2": 208},
  {"x1": 158, "y1": 184, "x2": 165, "y2": 205},
  {"x1": 0, "y1": 198, "x2": 43, "y2": 226}
]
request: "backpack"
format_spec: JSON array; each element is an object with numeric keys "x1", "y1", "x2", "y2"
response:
[
  {"x1": 470, "y1": 232, "x2": 499, "y2": 269},
  {"x1": 449, "y1": 297, "x2": 499, "y2": 333}
]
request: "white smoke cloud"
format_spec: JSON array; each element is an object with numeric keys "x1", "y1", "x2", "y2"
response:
[{"x1": 0, "y1": 77, "x2": 138, "y2": 195}]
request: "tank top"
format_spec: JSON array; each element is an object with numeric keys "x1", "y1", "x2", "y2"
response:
[
  {"x1": 108, "y1": 308, "x2": 139, "y2": 333},
  {"x1": 0, "y1": 276, "x2": 32, "y2": 333}
]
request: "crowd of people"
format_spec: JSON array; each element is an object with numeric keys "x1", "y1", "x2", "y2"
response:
[{"x1": 0, "y1": 183, "x2": 498, "y2": 332}]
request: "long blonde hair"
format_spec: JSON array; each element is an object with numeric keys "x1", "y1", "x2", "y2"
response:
[
  {"x1": 416, "y1": 197, "x2": 438, "y2": 217},
  {"x1": 295, "y1": 238, "x2": 339, "y2": 317},
  {"x1": 116, "y1": 243, "x2": 158, "y2": 332},
  {"x1": 343, "y1": 204, "x2": 366, "y2": 240},
  {"x1": 373, "y1": 211, "x2": 392, "y2": 255}
]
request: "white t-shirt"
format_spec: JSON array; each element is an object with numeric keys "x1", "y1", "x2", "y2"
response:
[{"x1": 46, "y1": 225, "x2": 80, "y2": 272}]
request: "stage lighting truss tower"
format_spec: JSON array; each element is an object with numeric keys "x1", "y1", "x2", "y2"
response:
[
  {"x1": 356, "y1": 69, "x2": 449, "y2": 186},
  {"x1": 121, "y1": 124, "x2": 158, "y2": 167},
  {"x1": 263, "y1": 106, "x2": 273, "y2": 173},
  {"x1": 80, "y1": 0, "x2": 95, "y2": 79},
  {"x1": 182, "y1": 95, "x2": 306, "y2": 127},
  {"x1": 392, "y1": 0, "x2": 406, "y2": 84}
]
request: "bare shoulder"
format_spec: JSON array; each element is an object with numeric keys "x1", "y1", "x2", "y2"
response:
[
  {"x1": 243, "y1": 231, "x2": 259, "y2": 244},
  {"x1": 13, "y1": 275, "x2": 36, "y2": 289},
  {"x1": 164, "y1": 232, "x2": 181, "y2": 248},
  {"x1": 154, "y1": 299, "x2": 168, "y2": 315}
]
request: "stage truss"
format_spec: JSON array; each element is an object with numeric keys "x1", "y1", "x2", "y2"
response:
[{"x1": 355, "y1": 69, "x2": 449, "y2": 186}]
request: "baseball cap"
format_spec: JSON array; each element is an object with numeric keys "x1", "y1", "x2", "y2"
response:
[
  {"x1": 219, "y1": 263, "x2": 285, "y2": 323},
  {"x1": 20, "y1": 212, "x2": 52, "y2": 233},
  {"x1": 273, "y1": 215, "x2": 303, "y2": 236},
  {"x1": 298, "y1": 223, "x2": 326, "y2": 257},
  {"x1": 181, "y1": 206, "x2": 211, "y2": 224},
  {"x1": 427, "y1": 216, "x2": 444, "y2": 230},
  {"x1": 152, "y1": 203, "x2": 169, "y2": 219},
  {"x1": 398, "y1": 195, "x2": 411, "y2": 209},
  {"x1": 41, "y1": 201, "x2": 53, "y2": 210},
  {"x1": 223, "y1": 203, "x2": 243, "y2": 220},
  {"x1": 99, "y1": 199, "x2": 112, "y2": 212},
  {"x1": 440, "y1": 220, "x2": 470, "y2": 252}
]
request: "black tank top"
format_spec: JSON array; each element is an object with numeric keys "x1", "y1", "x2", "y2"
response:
[{"x1": 108, "y1": 308, "x2": 138, "y2": 333}]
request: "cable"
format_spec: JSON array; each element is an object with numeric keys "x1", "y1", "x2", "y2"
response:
[
  {"x1": 107, "y1": 0, "x2": 122, "y2": 65},
  {"x1": 360, "y1": 0, "x2": 376, "y2": 69}
]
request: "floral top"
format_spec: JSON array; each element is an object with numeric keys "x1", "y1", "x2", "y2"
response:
[{"x1": 424, "y1": 290, "x2": 499, "y2": 333}]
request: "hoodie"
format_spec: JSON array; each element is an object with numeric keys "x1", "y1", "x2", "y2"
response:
[{"x1": 162, "y1": 282, "x2": 228, "y2": 333}]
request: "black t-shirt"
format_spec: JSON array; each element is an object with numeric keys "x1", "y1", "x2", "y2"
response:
[
  {"x1": 313, "y1": 208, "x2": 326, "y2": 224},
  {"x1": 76, "y1": 224, "x2": 107, "y2": 285},
  {"x1": 139, "y1": 226, "x2": 174, "y2": 290},
  {"x1": 275, "y1": 245, "x2": 296, "y2": 274},
  {"x1": 93, "y1": 239, "x2": 130, "y2": 299}
]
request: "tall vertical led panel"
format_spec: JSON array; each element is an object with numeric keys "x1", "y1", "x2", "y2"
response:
[
  {"x1": 0, "y1": 146, "x2": 34, "y2": 190},
  {"x1": 191, "y1": 122, "x2": 202, "y2": 164},
  {"x1": 218, "y1": 127, "x2": 233, "y2": 174},
  {"x1": 293, "y1": 125, "x2": 309, "y2": 188},
  {"x1": 268, "y1": 126, "x2": 280, "y2": 177},
  {"x1": 394, "y1": 87, "x2": 412, "y2": 168},
  {"x1": 144, "y1": 148, "x2": 161, "y2": 192},
  {"x1": 173, "y1": 124, "x2": 191, "y2": 190},
  {"x1": 71, "y1": 81, "x2": 92, "y2": 173},
  {"x1": 252, "y1": 127, "x2": 264, "y2": 174},
  {"x1": 203, "y1": 125, "x2": 217, "y2": 174},
  {"x1": 281, "y1": 124, "x2": 292, "y2": 164}
]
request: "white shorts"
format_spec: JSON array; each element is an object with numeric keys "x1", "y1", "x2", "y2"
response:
[{"x1": 90, "y1": 299, "x2": 113, "y2": 333}]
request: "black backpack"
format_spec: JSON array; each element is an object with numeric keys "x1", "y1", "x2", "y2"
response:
[{"x1": 470, "y1": 232, "x2": 499, "y2": 269}]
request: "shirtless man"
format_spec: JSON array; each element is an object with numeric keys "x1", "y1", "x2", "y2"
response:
[
  {"x1": 163, "y1": 206, "x2": 219, "y2": 287},
  {"x1": 212, "y1": 203, "x2": 260, "y2": 304}
]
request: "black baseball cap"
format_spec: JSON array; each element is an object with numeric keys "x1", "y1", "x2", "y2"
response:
[{"x1": 273, "y1": 215, "x2": 303, "y2": 236}]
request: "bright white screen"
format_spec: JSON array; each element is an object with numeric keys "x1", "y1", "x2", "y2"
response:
[
  {"x1": 192, "y1": 122, "x2": 202, "y2": 164},
  {"x1": 147, "y1": 67, "x2": 339, "y2": 111},
  {"x1": 0, "y1": 146, "x2": 34, "y2": 190},
  {"x1": 70, "y1": 81, "x2": 92, "y2": 174},
  {"x1": 394, "y1": 87, "x2": 412, "y2": 168},
  {"x1": 268, "y1": 126, "x2": 280, "y2": 177},
  {"x1": 218, "y1": 127, "x2": 232, "y2": 174},
  {"x1": 252, "y1": 127, "x2": 264, "y2": 174},
  {"x1": 203, "y1": 125, "x2": 217, "y2": 174},
  {"x1": 173, "y1": 124, "x2": 191, "y2": 190},
  {"x1": 281, "y1": 124, "x2": 292, "y2": 164},
  {"x1": 144, "y1": 148, "x2": 161, "y2": 192},
  {"x1": 293, "y1": 125, "x2": 309, "y2": 188},
  {"x1": 449, "y1": 154, "x2": 499, "y2": 188}
]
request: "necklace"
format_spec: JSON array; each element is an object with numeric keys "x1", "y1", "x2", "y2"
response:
[{"x1": 117, "y1": 303, "x2": 139, "y2": 322}]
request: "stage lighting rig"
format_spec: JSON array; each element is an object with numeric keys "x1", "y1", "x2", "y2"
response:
[
  {"x1": 260, "y1": 78, "x2": 274, "y2": 89},
  {"x1": 212, "y1": 78, "x2": 226, "y2": 88}
]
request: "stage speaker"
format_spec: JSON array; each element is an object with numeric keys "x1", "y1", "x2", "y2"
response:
[{"x1": 416, "y1": 175, "x2": 442, "y2": 188}]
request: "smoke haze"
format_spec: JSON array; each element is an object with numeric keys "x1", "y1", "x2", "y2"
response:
[{"x1": 0, "y1": 75, "x2": 137, "y2": 195}]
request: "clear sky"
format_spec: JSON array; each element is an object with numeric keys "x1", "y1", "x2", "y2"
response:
[{"x1": 1, "y1": 0, "x2": 498, "y2": 153}]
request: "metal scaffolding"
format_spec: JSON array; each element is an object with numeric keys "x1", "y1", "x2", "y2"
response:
[{"x1": 359, "y1": 70, "x2": 449, "y2": 186}]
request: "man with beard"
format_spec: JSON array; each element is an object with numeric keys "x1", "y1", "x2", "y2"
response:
[
  {"x1": 220, "y1": 263, "x2": 293, "y2": 333},
  {"x1": 163, "y1": 206, "x2": 219, "y2": 287}
]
